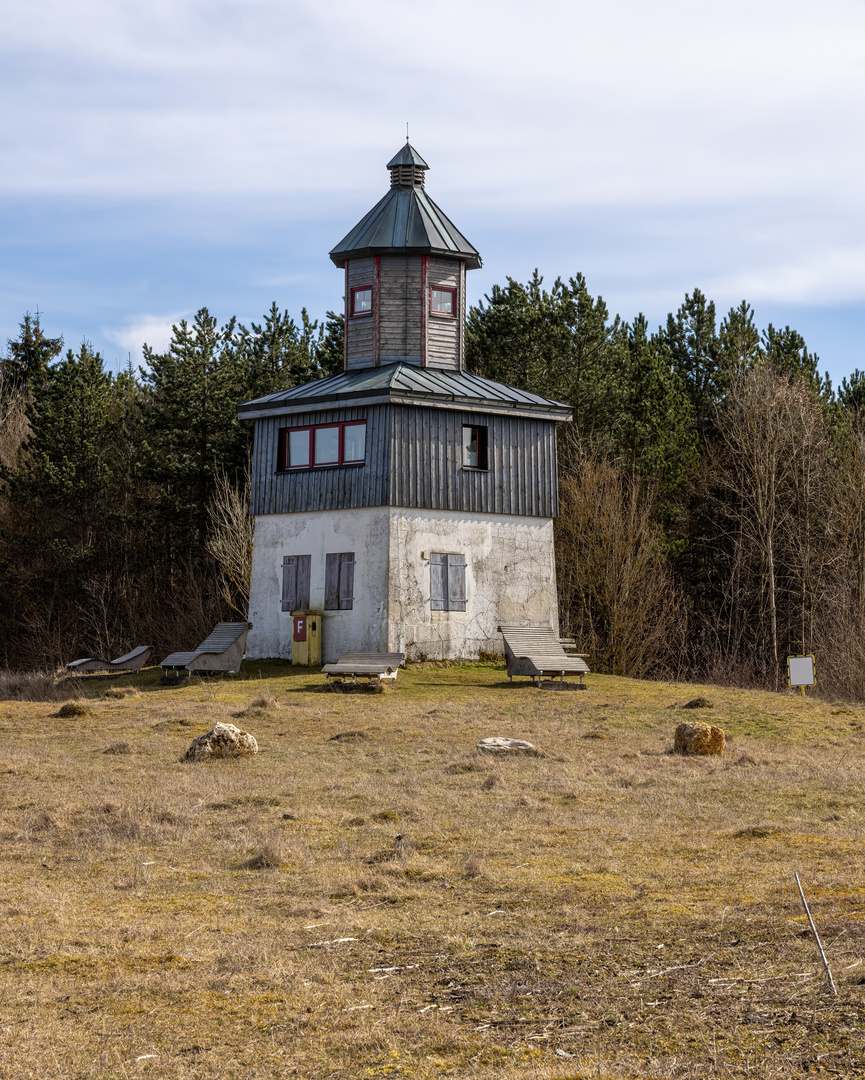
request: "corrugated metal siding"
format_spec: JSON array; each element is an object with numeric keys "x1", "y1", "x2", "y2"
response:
[{"x1": 250, "y1": 404, "x2": 391, "y2": 516}]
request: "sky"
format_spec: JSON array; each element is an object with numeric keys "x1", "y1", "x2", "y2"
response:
[{"x1": 2, "y1": 0, "x2": 864, "y2": 388}]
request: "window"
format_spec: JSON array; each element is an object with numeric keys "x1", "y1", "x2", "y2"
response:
[
  {"x1": 282, "y1": 554, "x2": 311, "y2": 612},
  {"x1": 430, "y1": 553, "x2": 467, "y2": 612},
  {"x1": 281, "y1": 421, "x2": 366, "y2": 470},
  {"x1": 430, "y1": 287, "x2": 456, "y2": 316},
  {"x1": 351, "y1": 286, "x2": 372, "y2": 317},
  {"x1": 462, "y1": 425, "x2": 488, "y2": 470},
  {"x1": 325, "y1": 552, "x2": 355, "y2": 610}
]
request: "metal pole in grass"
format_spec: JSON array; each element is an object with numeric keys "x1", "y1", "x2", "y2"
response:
[{"x1": 794, "y1": 872, "x2": 838, "y2": 996}]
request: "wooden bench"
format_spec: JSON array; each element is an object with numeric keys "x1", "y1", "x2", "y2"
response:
[
  {"x1": 498, "y1": 625, "x2": 590, "y2": 686},
  {"x1": 161, "y1": 622, "x2": 252, "y2": 676},
  {"x1": 321, "y1": 652, "x2": 405, "y2": 687},
  {"x1": 67, "y1": 646, "x2": 153, "y2": 675}
]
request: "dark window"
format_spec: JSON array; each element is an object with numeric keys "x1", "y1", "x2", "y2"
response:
[
  {"x1": 430, "y1": 553, "x2": 467, "y2": 612},
  {"x1": 281, "y1": 421, "x2": 366, "y2": 470},
  {"x1": 430, "y1": 287, "x2": 456, "y2": 316},
  {"x1": 325, "y1": 552, "x2": 355, "y2": 610},
  {"x1": 282, "y1": 554, "x2": 311, "y2": 612},
  {"x1": 351, "y1": 286, "x2": 372, "y2": 317},
  {"x1": 462, "y1": 425, "x2": 488, "y2": 469}
]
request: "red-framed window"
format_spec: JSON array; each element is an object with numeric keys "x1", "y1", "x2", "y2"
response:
[
  {"x1": 280, "y1": 421, "x2": 366, "y2": 470},
  {"x1": 350, "y1": 285, "x2": 373, "y2": 317},
  {"x1": 430, "y1": 286, "x2": 457, "y2": 317}
]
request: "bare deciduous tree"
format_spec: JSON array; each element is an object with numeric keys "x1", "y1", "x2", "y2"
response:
[
  {"x1": 206, "y1": 464, "x2": 254, "y2": 619},
  {"x1": 555, "y1": 457, "x2": 684, "y2": 678}
]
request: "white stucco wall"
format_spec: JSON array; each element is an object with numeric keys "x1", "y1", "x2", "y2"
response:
[
  {"x1": 246, "y1": 506, "x2": 558, "y2": 662},
  {"x1": 387, "y1": 509, "x2": 557, "y2": 660},
  {"x1": 246, "y1": 507, "x2": 391, "y2": 662}
]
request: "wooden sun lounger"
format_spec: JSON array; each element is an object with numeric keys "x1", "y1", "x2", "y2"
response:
[
  {"x1": 498, "y1": 625, "x2": 590, "y2": 686},
  {"x1": 160, "y1": 622, "x2": 252, "y2": 676},
  {"x1": 67, "y1": 645, "x2": 153, "y2": 674},
  {"x1": 321, "y1": 651, "x2": 405, "y2": 686}
]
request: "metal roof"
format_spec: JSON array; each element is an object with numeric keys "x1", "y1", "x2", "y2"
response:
[
  {"x1": 237, "y1": 363, "x2": 572, "y2": 422},
  {"x1": 386, "y1": 143, "x2": 429, "y2": 169},
  {"x1": 329, "y1": 147, "x2": 481, "y2": 270}
]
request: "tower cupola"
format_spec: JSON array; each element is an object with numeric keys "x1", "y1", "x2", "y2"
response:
[
  {"x1": 330, "y1": 144, "x2": 481, "y2": 373},
  {"x1": 387, "y1": 142, "x2": 428, "y2": 189}
]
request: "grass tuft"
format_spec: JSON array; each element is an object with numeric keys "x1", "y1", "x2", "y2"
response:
[
  {"x1": 240, "y1": 842, "x2": 285, "y2": 870},
  {"x1": 102, "y1": 741, "x2": 132, "y2": 755},
  {"x1": 55, "y1": 701, "x2": 94, "y2": 718},
  {"x1": 104, "y1": 686, "x2": 141, "y2": 699}
]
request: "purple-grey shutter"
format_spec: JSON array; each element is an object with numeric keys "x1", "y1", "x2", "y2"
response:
[
  {"x1": 282, "y1": 556, "x2": 297, "y2": 612},
  {"x1": 430, "y1": 553, "x2": 446, "y2": 611},
  {"x1": 339, "y1": 553, "x2": 355, "y2": 610},
  {"x1": 297, "y1": 554, "x2": 311, "y2": 609},
  {"x1": 447, "y1": 554, "x2": 467, "y2": 612},
  {"x1": 324, "y1": 553, "x2": 339, "y2": 610}
]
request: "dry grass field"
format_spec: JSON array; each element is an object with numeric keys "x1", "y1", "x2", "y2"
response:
[{"x1": 1, "y1": 661, "x2": 863, "y2": 1079}]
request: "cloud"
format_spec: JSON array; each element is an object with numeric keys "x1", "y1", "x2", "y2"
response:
[
  {"x1": 104, "y1": 312, "x2": 189, "y2": 362},
  {"x1": 3, "y1": 0, "x2": 865, "y2": 381},
  {"x1": 2, "y1": 0, "x2": 863, "y2": 210}
]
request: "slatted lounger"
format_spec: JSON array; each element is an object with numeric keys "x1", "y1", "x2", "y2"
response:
[
  {"x1": 321, "y1": 652, "x2": 405, "y2": 687},
  {"x1": 66, "y1": 646, "x2": 154, "y2": 675},
  {"x1": 497, "y1": 625, "x2": 590, "y2": 686},
  {"x1": 160, "y1": 622, "x2": 252, "y2": 676}
]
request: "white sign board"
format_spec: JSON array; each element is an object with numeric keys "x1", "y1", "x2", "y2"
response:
[{"x1": 787, "y1": 655, "x2": 816, "y2": 687}]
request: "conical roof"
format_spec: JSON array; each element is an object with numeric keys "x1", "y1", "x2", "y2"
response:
[
  {"x1": 329, "y1": 145, "x2": 481, "y2": 270},
  {"x1": 386, "y1": 143, "x2": 429, "y2": 169}
]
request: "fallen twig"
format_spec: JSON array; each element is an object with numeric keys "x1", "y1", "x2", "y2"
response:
[{"x1": 794, "y1": 872, "x2": 837, "y2": 996}]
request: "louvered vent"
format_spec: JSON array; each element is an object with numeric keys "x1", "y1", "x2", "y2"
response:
[{"x1": 390, "y1": 164, "x2": 425, "y2": 188}]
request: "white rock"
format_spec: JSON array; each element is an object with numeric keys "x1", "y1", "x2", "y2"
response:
[
  {"x1": 184, "y1": 722, "x2": 258, "y2": 762},
  {"x1": 476, "y1": 737, "x2": 538, "y2": 756}
]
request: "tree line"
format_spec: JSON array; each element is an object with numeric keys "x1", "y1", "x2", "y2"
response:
[
  {"x1": 2, "y1": 280, "x2": 864, "y2": 697},
  {"x1": 0, "y1": 306, "x2": 342, "y2": 668},
  {"x1": 467, "y1": 273, "x2": 865, "y2": 695}
]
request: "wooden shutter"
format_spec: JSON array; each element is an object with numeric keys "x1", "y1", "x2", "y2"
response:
[
  {"x1": 325, "y1": 552, "x2": 354, "y2": 610},
  {"x1": 325, "y1": 554, "x2": 339, "y2": 610},
  {"x1": 430, "y1": 553, "x2": 447, "y2": 611},
  {"x1": 283, "y1": 555, "x2": 311, "y2": 611},
  {"x1": 296, "y1": 554, "x2": 311, "y2": 609},
  {"x1": 338, "y1": 553, "x2": 355, "y2": 610},
  {"x1": 282, "y1": 556, "x2": 297, "y2": 612},
  {"x1": 447, "y1": 554, "x2": 467, "y2": 612}
]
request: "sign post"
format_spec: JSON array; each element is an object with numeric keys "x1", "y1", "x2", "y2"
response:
[{"x1": 787, "y1": 655, "x2": 816, "y2": 698}]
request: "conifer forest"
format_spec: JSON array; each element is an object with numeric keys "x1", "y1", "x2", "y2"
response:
[{"x1": 3, "y1": 277, "x2": 865, "y2": 698}]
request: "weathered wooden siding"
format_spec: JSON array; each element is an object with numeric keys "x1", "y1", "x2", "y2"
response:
[
  {"x1": 389, "y1": 405, "x2": 557, "y2": 517},
  {"x1": 252, "y1": 404, "x2": 558, "y2": 518},
  {"x1": 427, "y1": 256, "x2": 461, "y2": 370},
  {"x1": 379, "y1": 255, "x2": 423, "y2": 364},
  {"x1": 345, "y1": 257, "x2": 375, "y2": 369},
  {"x1": 250, "y1": 404, "x2": 391, "y2": 516}
]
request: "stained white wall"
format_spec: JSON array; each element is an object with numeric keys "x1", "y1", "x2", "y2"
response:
[
  {"x1": 246, "y1": 506, "x2": 558, "y2": 662},
  {"x1": 246, "y1": 507, "x2": 391, "y2": 662},
  {"x1": 387, "y1": 509, "x2": 558, "y2": 660}
]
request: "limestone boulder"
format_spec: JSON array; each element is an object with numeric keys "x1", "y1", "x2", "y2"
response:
[
  {"x1": 674, "y1": 721, "x2": 725, "y2": 756},
  {"x1": 477, "y1": 737, "x2": 539, "y2": 756},
  {"x1": 184, "y1": 722, "x2": 258, "y2": 762}
]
